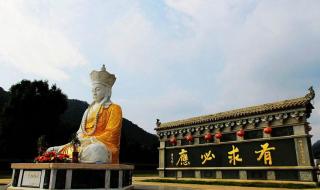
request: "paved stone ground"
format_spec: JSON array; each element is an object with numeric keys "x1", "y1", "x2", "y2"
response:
[
  {"x1": 1, "y1": 177, "x2": 318, "y2": 190},
  {"x1": 133, "y1": 177, "x2": 318, "y2": 190},
  {"x1": 1, "y1": 183, "x2": 290, "y2": 190},
  {"x1": 134, "y1": 183, "x2": 278, "y2": 190}
]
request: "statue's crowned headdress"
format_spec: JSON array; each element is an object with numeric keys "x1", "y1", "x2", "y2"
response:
[{"x1": 90, "y1": 65, "x2": 116, "y2": 87}]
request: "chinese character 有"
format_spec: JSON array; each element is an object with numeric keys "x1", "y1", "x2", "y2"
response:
[
  {"x1": 228, "y1": 145, "x2": 242, "y2": 165},
  {"x1": 176, "y1": 149, "x2": 190, "y2": 166},
  {"x1": 201, "y1": 150, "x2": 216, "y2": 165},
  {"x1": 255, "y1": 142, "x2": 275, "y2": 165}
]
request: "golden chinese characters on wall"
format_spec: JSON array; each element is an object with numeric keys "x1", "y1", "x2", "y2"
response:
[{"x1": 171, "y1": 142, "x2": 277, "y2": 167}]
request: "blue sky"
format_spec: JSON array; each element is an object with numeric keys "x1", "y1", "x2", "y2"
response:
[{"x1": 0, "y1": 0, "x2": 319, "y2": 139}]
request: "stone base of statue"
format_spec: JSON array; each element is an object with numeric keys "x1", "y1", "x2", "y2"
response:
[{"x1": 8, "y1": 163, "x2": 134, "y2": 190}]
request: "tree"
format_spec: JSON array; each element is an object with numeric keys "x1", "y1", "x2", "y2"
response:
[{"x1": 0, "y1": 80, "x2": 67, "y2": 160}]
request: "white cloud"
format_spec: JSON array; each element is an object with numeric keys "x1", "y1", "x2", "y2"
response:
[
  {"x1": 0, "y1": 1, "x2": 87, "y2": 81},
  {"x1": 104, "y1": 6, "x2": 158, "y2": 73},
  {"x1": 152, "y1": 0, "x2": 320, "y2": 137},
  {"x1": 119, "y1": 87, "x2": 205, "y2": 131},
  {"x1": 163, "y1": 1, "x2": 319, "y2": 96}
]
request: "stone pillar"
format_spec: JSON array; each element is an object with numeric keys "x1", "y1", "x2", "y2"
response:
[
  {"x1": 293, "y1": 125, "x2": 306, "y2": 135},
  {"x1": 177, "y1": 171, "x2": 182, "y2": 178},
  {"x1": 216, "y1": 171, "x2": 222, "y2": 179},
  {"x1": 49, "y1": 169, "x2": 57, "y2": 189},
  {"x1": 294, "y1": 126, "x2": 315, "y2": 182},
  {"x1": 65, "y1": 170, "x2": 72, "y2": 189},
  {"x1": 194, "y1": 131, "x2": 200, "y2": 145},
  {"x1": 294, "y1": 137, "x2": 312, "y2": 166},
  {"x1": 267, "y1": 171, "x2": 275, "y2": 180},
  {"x1": 159, "y1": 170, "x2": 165, "y2": 178},
  {"x1": 195, "y1": 170, "x2": 201, "y2": 178},
  {"x1": 194, "y1": 138, "x2": 200, "y2": 145},
  {"x1": 236, "y1": 135, "x2": 244, "y2": 141},
  {"x1": 263, "y1": 130, "x2": 271, "y2": 138},
  {"x1": 159, "y1": 141, "x2": 165, "y2": 178},
  {"x1": 299, "y1": 171, "x2": 314, "y2": 181},
  {"x1": 17, "y1": 169, "x2": 23, "y2": 187},
  {"x1": 159, "y1": 149, "x2": 165, "y2": 168},
  {"x1": 118, "y1": 170, "x2": 123, "y2": 188},
  {"x1": 105, "y1": 170, "x2": 110, "y2": 188},
  {"x1": 177, "y1": 134, "x2": 182, "y2": 146},
  {"x1": 239, "y1": 170, "x2": 247, "y2": 180},
  {"x1": 177, "y1": 139, "x2": 181, "y2": 146}
]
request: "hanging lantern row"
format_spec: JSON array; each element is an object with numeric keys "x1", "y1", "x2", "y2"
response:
[{"x1": 168, "y1": 126, "x2": 274, "y2": 145}]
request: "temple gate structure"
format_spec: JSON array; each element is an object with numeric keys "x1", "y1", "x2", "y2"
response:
[{"x1": 155, "y1": 87, "x2": 317, "y2": 182}]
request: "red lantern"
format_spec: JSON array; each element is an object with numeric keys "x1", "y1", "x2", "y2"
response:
[
  {"x1": 215, "y1": 132, "x2": 222, "y2": 139},
  {"x1": 204, "y1": 133, "x2": 213, "y2": 142},
  {"x1": 263, "y1": 126, "x2": 272, "y2": 134},
  {"x1": 185, "y1": 134, "x2": 193, "y2": 142},
  {"x1": 237, "y1": 129, "x2": 245, "y2": 137},
  {"x1": 169, "y1": 137, "x2": 177, "y2": 145}
]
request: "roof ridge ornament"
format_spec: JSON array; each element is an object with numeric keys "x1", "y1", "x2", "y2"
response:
[
  {"x1": 156, "y1": 119, "x2": 161, "y2": 127},
  {"x1": 305, "y1": 86, "x2": 315, "y2": 101},
  {"x1": 101, "y1": 64, "x2": 106, "y2": 71}
]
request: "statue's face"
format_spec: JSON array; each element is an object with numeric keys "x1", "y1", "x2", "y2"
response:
[{"x1": 92, "y1": 83, "x2": 111, "y2": 103}]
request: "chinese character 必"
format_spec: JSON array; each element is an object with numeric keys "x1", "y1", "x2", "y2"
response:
[
  {"x1": 228, "y1": 145, "x2": 242, "y2": 165},
  {"x1": 201, "y1": 150, "x2": 215, "y2": 165},
  {"x1": 176, "y1": 149, "x2": 190, "y2": 166},
  {"x1": 255, "y1": 142, "x2": 276, "y2": 165}
]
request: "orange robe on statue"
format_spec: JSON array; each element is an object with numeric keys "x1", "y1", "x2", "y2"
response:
[
  {"x1": 59, "y1": 103, "x2": 122, "y2": 164},
  {"x1": 81, "y1": 103, "x2": 122, "y2": 164}
]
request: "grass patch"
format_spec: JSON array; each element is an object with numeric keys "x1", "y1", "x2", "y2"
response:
[
  {"x1": 133, "y1": 170, "x2": 158, "y2": 177},
  {"x1": 141, "y1": 178, "x2": 318, "y2": 189}
]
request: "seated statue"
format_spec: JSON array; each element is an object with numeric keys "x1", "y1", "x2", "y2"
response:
[{"x1": 47, "y1": 65, "x2": 122, "y2": 163}]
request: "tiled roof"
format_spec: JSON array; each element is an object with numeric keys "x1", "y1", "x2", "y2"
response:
[{"x1": 156, "y1": 88, "x2": 315, "y2": 130}]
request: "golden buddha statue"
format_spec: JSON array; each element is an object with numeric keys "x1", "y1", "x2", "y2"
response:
[{"x1": 48, "y1": 65, "x2": 122, "y2": 164}]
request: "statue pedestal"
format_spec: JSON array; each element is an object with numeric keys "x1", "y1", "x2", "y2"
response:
[{"x1": 8, "y1": 163, "x2": 134, "y2": 190}]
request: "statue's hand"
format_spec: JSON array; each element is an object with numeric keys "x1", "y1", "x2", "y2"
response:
[
  {"x1": 80, "y1": 138, "x2": 90, "y2": 147},
  {"x1": 77, "y1": 133, "x2": 85, "y2": 141},
  {"x1": 80, "y1": 137, "x2": 98, "y2": 147}
]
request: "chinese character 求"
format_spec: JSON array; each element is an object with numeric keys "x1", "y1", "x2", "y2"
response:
[{"x1": 228, "y1": 145, "x2": 242, "y2": 165}]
